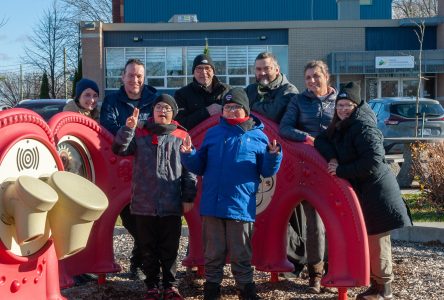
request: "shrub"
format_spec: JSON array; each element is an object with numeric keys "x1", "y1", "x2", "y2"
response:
[{"x1": 411, "y1": 141, "x2": 444, "y2": 210}]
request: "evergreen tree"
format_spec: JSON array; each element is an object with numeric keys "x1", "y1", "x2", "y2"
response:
[
  {"x1": 71, "y1": 59, "x2": 83, "y2": 98},
  {"x1": 39, "y1": 71, "x2": 50, "y2": 99}
]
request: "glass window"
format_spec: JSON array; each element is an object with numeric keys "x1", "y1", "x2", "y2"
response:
[
  {"x1": 166, "y1": 47, "x2": 185, "y2": 76},
  {"x1": 147, "y1": 78, "x2": 165, "y2": 87},
  {"x1": 227, "y1": 47, "x2": 247, "y2": 75},
  {"x1": 105, "y1": 45, "x2": 288, "y2": 90},
  {"x1": 360, "y1": 0, "x2": 372, "y2": 5},
  {"x1": 105, "y1": 48, "x2": 125, "y2": 77},
  {"x1": 146, "y1": 48, "x2": 165, "y2": 77},
  {"x1": 209, "y1": 47, "x2": 227, "y2": 76}
]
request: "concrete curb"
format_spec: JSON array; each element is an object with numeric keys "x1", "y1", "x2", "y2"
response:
[{"x1": 391, "y1": 223, "x2": 444, "y2": 244}]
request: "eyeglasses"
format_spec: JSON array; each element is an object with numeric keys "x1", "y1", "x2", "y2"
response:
[
  {"x1": 154, "y1": 104, "x2": 173, "y2": 113},
  {"x1": 336, "y1": 104, "x2": 356, "y2": 110},
  {"x1": 223, "y1": 104, "x2": 243, "y2": 112},
  {"x1": 195, "y1": 65, "x2": 213, "y2": 73}
]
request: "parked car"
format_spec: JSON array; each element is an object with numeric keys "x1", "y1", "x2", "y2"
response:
[
  {"x1": 15, "y1": 99, "x2": 71, "y2": 121},
  {"x1": 368, "y1": 97, "x2": 444, "y2": 153}
]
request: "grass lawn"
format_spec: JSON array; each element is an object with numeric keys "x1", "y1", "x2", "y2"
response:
[{"x1": 403, "y1": 193, "x2": 444, "y2": 222}]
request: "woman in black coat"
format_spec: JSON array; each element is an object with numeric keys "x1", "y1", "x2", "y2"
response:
[{"x1": 314, "y1": 82, "x2": 411, "y2": 300}]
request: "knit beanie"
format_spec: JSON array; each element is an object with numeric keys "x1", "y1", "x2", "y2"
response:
[
  {"x1": 75, "y1": 78, "x2": 99, "y2": 101},
  {"x1": 223, "y1": 87, "x2": 251, "y2": 116},
  {"x1": 192, "y1": 54, "x2": 215, "y2": 73},
  {"x1": 153, "y1": 94, "x2": 179, "y2": 118},
  {"x1": 336, "y1": 81, "x2": 361, "y2": 105}
]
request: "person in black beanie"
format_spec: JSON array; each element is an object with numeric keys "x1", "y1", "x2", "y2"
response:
[
  {"x1": 174, "y1": 53, "x2": 230, "y2": 130},
  {"x1": 63, "y1": 78, "x2": 100, "y2": 121},
  {"x1": 112, "y1": 94, "x2": 197, "y2": 299},
  {"x1": 181, "y1": 86, "x2": 282, "y2": 300},
  {"x1": 315, "y1": 81, "x2": 412, "y2": 300}
]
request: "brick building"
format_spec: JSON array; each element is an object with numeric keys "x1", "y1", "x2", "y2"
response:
[{"x1": 81, "y1": 0, "x2": 444, "y2": 102}]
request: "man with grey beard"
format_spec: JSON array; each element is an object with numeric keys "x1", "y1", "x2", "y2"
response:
[{"x1": 245, "y1": 52, "x2": 298, "y2": 123}]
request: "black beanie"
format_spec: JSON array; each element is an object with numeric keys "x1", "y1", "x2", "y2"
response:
[
  {"x1": 192, "y1": 54, "x2": 215, "y2": 73},
  {"x1": 223, "y1": 87, "x2": 251, "y2": 116},
  {"x1": 336, "y1": 81, "x2": 361, "y2": 105},
  {"x1": 154, "y1": 94, "x2": 179, "y2": 118},
  {"x1": 75, "y1": 78, "x2": 99, "y2": 101}
]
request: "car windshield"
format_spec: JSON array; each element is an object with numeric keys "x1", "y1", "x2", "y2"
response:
[
  {"x1": 16, "y1": 102, "x2": 66, "y2": 121},
  {"x1": 390, "y1": 103, "x2": 444, "y2": 118}
]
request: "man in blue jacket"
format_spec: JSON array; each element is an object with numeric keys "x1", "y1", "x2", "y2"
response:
[{"x1": 100, "y1": 58, "x2": 158, "y2": 280}]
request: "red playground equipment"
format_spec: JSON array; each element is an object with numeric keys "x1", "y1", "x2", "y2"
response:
[{"x1": 0, "y1": 109, "x2": 369, "y2": 300}]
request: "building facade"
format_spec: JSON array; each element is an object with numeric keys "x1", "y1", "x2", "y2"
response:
[{"x1": 82, "y1": 0, "x2": 444, "y2": 102}]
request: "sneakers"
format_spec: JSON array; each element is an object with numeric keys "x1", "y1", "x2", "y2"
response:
[
  {"x1": 356, "y1": 282, "x2": 393, "y2": 300},
  {"x1": 307, "y1": 277, "x2": 321, "y2": 294},
  {"x1": 163, "y1": 287, "x2": 184, "y2": 300},
  {"x1": 129, "y1": 262, "x2": 145, "y2": 281},
  {"x1": 144, "y1": 287, "x2": 162, "y2": 300}
]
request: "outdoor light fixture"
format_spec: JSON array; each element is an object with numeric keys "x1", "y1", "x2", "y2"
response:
[
  {"x1": 259, "y1": 35, "x2": 267, "y2": 41},
  {"x1": 81, "y1": 21, "x2": 96, "y2": 31},
  {"x1": 133, "y1": 36, "x2": 143, "y2": 42}
]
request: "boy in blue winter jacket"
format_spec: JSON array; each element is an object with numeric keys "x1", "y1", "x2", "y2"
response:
[
  {"x1": 180, "y1": 87, "x2": 282, "y2": 300},
  {"x1": 112, "y1": 94, "x2": 196, "y2": 300}
]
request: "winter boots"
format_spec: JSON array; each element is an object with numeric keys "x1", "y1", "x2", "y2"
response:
[
  {"x1": 307, "y1": 262, "x2": 324, "y2": 294},
  {"x1": 237, "y1": 282, "x2": 261, "y2": 300},
  {"x1": 356, "y1": 281, "x2": 393, "y2": 300},
  {"x1": 203, "y1": 282, "x2": 221, "y2": 300}
]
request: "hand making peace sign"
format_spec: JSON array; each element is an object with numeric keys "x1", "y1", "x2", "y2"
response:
[{"x1": 126, "y1": 107, "x2": 139, "y2": 129}]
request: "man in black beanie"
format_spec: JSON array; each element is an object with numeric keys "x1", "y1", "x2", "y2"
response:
[{"x1": 174, "y1": 53, "x2": 230, "y2": 130}]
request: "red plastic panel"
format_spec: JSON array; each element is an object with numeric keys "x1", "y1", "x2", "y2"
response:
[
  {"x1": 49, "y1": 112, "x2": 128, "y2": 287},
  {"x1": 0, "y1": 109, "x2": 65, "y2": 300},
  {"x1": 183, "y1": 114, "x2": 370, "y2": 288}
]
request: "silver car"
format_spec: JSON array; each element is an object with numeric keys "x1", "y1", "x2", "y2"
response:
[{"x1": 368, "y1": 97, "x2": 444, "y2": 153}]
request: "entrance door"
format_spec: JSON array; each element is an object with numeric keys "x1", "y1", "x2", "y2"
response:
[{"x1": 379, "y1": 79, "x2": 399, "y2": 97}]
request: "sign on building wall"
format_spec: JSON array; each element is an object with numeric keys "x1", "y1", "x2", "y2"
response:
[{"x1": 375, "y1": 56, "x2": 414, "y2": 69}]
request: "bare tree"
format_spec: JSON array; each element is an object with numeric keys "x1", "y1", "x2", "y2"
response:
[
  {"x1": 413, "y1": 20, "x2": 426, "y2": 137},
  {"x1": 392, "y1": 0, "x2": 438, "y2": 19},
  {"x1": 61, "y1": 0, "x2": 112, "y2": 23},
  {"x1": 0, "y1": 72, "x2": 41, "y2": 106},
  {"x1": 0, "y1": 16, "x2": 7, "y2": 28},
  {"x1": 22, "y1": 1, "x2": 72, "y2": 98}
]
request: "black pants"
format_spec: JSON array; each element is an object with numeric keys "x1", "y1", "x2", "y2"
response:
[
  {"x1": 135, "y1": 215, "x2": 182, "y2": 289},
  {"x1": 120, "y1": 204, "x2": 141, "y2": 266}
]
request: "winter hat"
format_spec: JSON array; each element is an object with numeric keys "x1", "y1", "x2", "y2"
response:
[
  {"x1": 75, "y1": 78, "x2": 99, "y2": 101},
  {"x1": 223, "y1": 87, "x2": 251, "y2": 115},
  {"x1": 192, "y1": 54, "x2": 215, "y2": 73},
  {"x1": 336, "y1": 81, "x2": 361, "y2": 106},
  {"x1": 153, "y1": 94, "x2": 179, "y2": 118}
]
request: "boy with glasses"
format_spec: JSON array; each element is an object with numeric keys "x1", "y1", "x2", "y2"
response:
[
  {"x1": 112, "y1": 94, "x2": 197, "y2": 300},
  {"x1": 180, "y1": 87, "x2": 282, "y2": 300}
]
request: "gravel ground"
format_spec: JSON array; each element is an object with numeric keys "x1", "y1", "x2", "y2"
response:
[{"x1": 62, "y1": 230, "x2": 444, "y2": 300}]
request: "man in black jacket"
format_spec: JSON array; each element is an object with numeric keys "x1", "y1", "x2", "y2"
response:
[{"x1": 174, "y1": 54, "x2": 230, "y2": 130}]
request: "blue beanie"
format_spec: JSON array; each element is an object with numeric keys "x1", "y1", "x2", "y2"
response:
[{"x1": 75, "y1": 78, "x2": 99, "y2": 101}]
